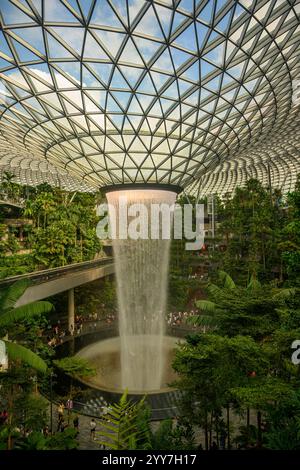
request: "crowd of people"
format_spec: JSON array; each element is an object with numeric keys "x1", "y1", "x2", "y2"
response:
[
  {"x1": 45, "y1": 311, "x2": 116, "y2": 347},
  {"x1": 166, "y1": 310, "x2": 198, "y2": 327},
  {"x1": 44, "y1": 306, "x2": 198, "y2": 348}
]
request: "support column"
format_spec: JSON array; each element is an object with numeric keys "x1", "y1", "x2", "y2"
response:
[{"x1": 68, "y1": 288, "x2": 75, "y2": 334}]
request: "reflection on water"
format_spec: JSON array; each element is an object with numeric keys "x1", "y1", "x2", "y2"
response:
[{"x1": 76, "y1": 335, "x2": 183, "y2": 394}]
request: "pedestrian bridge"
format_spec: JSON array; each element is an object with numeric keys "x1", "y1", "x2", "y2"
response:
[{"x1": 0, "y1": 258, "x2": 115, "y2": 324}]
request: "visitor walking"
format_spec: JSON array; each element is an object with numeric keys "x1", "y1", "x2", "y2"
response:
[
  {"x1": 73, "y1": 415, "x2": 79, "y2": 435},
  {"x1": 90, "y1": 418, "x2": 96, "y2": 440}
]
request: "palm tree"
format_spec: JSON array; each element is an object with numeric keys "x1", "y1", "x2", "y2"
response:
[{"x1": 0, "y1": 280, "x2": 53, "y2": 373}]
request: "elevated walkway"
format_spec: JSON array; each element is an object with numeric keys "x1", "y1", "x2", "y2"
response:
[
  {"x1": 0, "y1": 258, "x2": 115, "y2": 326},
  {"x1": 0, "y1": 198, "x2": 24, "y2": 208}
]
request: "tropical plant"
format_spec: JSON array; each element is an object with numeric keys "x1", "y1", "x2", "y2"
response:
[
  {"x1": 96, "y1": 391, "x2": 151, "y2": 450},
  {"x1": 0, "y1": 280, "x2": 52, "y2": 372},
  {"x1": 189, "y1": 270, "x2": 294, "y2": 339}
]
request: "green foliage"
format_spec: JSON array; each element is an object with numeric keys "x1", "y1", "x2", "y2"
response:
[
  {"x1": 15, "y1": 429, "x2": 79, "y2": 450},
  {"x1": 150, "y1": 418, "x2": 196, "y2": 450},
  {"x1": 13, "y1": 393, "x2": 48, "y2": 431},
  {"x1": 44, "y1": 428, "x2": 79, "y2": 450},
  {"x1": 54, "y1": 356, "x2": 96, "y2": 378},
  {"x1": 0, "y1": 281, "x2": 52, "y2": 372},
  {"x1": 26, "y1": 187, "x2": 102, "y2": 268},
  {"x1": 0, "y1": 301, "x2": 53, "y2": 329},
  {"x1": 192, "y1": 271, "x2": 287, "y2": 339},
  {"x1": 280, "y1": 176, "x2": 300, "y2": 283},
  {"x1": 4, "y1": 341, "x2": 48, "y2": 373},
  {"x1": 215, "y1": 179, "x2": 285, "y2": 283},
  {"x1": 96, "y1": 392, "x2": 150, "y2": 450}
]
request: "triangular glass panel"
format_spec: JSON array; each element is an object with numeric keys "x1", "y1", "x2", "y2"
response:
[
  {"x1": 110, "y1": 68, "x2": 130, "y2": 90},
  {"x1": 1, "y1": 0, "x2": 35, "y2": 25},
  {"x1": 83, "y1": 94, "x2": 101, "y2": 112},
  {"x1": 53, "y1": 69, "x2": 77, "y2": 88},
  {"x1": 150, "y1": 71, "x2": 170, "y2": 90},
  {"x1": 179, "y1": 0, "x2": 194, "y2": 14},
  {"x1": 51, "y1": 27, "x2": 85, "y2": 55},
  {"x1": 127, "y1": 95, "x2": 143, "y2": 114},
  {"x1": 119, "y1": 38, "x2": 143, "y2": 66},
  {"x1": 112, "y1": 91, "x2": 131, "y2": 110},
  {"x1": 85, "y1": 62, "x2": 112, "y2": 85},
  {"x1": 216, "y1": 11, "x2": 232, "y2": 34},
  {"x1": 12, "y1": 39, "x2": 40, "y2": 62},
  {"x1": 110, "y1": 0, "x2": 128, "y2": 26},
  {"x1": 47, "y1": 33, "x2": 74, "y2": 59},
  {"x1": 195, "y1": 22, "x2": 210, "y2": 50},
  {"x1": 50, "y1": 62, "x2": 79, "y2": 85},
  {"x1": 181, "y1": 60, "x2": 199, "y2": 82},
  {"x1": 162, "y1": 81, "x2": 178, "y2": 100},
  {"x1": 78, "y1": 0, "x2": 93, "y2": 20},
  {"x1": 137, "y1": 74, "x2": 156, "y2": 94},
  {"x1": 62, "y1": 90, "x2": 83, "y2": 110},
  {"x1": 177, "y1": 78, "x2": 192, "y2": 96},
  {"x1": 85, "y1": 89, "x2": 106, "y2": 109},
  {"x1": 119, "y1": 65, "x2": 143, "y2": 88},
  {"x1": 136, "y1": 93, "x2": 154, "y2": 112},
  {"x1": 94, "y1": 30, "x2": 125, "y2": 57},
  {"x1": 128, "y1": 114, "x2": 144, "y2": 131},
  {"x1": 11, "y1": 27, "x2": 45, "y2": 56},
  {"x1": 106, "y1": 94, "x2": 122, "y2": 112},
  {"x1": 171, "y1": 11, "x2": 187, "y2": 35},
  {"x1": 204, "y1": 42, "x2": 225, "y2": 66},
  {"x1": 244, "y1": 78, "x2": 258, "y2": 93},
  {"x1": 154, "y1": 4, "x2": 173, "y2": 36},
  {"x1": 204, "y1": 75, "x2": 222, "y2": 92},
  {"x1": 0, "y1": 32, "x2": 14, "y2": 60},
  {"x1": 200, "y1": 59, "x2": 217, "y2": 78},
  {"x1": 160, "y1": 98, "x2": 173, "y2": 114},
  {"x1": 90, "y1": 0, "x2": 123, "y2": 28},
  {"x1": 168, "y1": 105, "x2": 180, "y2": 121},
  {"x1": 170, "y1": 47, "x2": 192, "y2": 70},
  {"x1": 30, "y1": 75, "x2": 52, "y2": 92},
  {"x1": 183, "y1": 89, "x2": 199, "y2": 106},
  {"x1": 197, "y1": 2, "x2": 213, "y2": 24},
  {"x1": 135, "y1": 37, "x2": 162, "y2": 64},
  {"x1": 134, "y1": 5, "x2": 164, "y2": 40},
  {"x1": 83, "y1": 32, "x2": 109, "y2": 60},
  {"x1": 174, "y1": 24, "x2": 197, "y2": 52},
  {"x1": 149, "y1": 100, "x2": 163, "y2": 117},
  {"x1": 82, "y1": 65, "x2": 99, "y2": 86},
  {"x1": 153, "y1": 49, "x2": 173, "y2": 72},
  {"x1": 44, "y1": 0, "x2": 77, "y2": 22}
]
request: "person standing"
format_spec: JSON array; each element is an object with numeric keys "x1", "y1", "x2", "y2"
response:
[
  {"x1": 73, "y1": 415, "x2": 79, "y2": 435},
  {"x1": 90, "y1": 418, "x2": 96, "y2": 440}
]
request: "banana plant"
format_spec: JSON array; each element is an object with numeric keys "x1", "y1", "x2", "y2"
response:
[{"x1": 0, "y1": 280, "x2": 53, "y2": 373}]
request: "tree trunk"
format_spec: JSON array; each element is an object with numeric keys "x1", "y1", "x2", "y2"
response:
[
  {"x1": 209, "y1": 412, "x2": 213, "y2": 449},
  {"x1": 257, "y1": 410, "x2": 262, "y2": 448},
  {"x1": 215, "y1": 414, "x2": 219, "y2": 448},
  {"x1": 246, "y1": 407, "x2": 250, "y2": 446},
  {"x1": 204, "y1": 411, "x2": 209, "y2": 450},
  {"x1": 226, "y1": 404, "x2": 230, "y2": 450}
]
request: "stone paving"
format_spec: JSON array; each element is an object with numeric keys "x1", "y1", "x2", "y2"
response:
[{"x1": 52, "y1": 406, "x2": 101, "y2": 450}]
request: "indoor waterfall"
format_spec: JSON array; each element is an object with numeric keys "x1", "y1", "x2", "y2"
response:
[{"x1": 106, "y1": 189, "x2": 176, "y2": 392}]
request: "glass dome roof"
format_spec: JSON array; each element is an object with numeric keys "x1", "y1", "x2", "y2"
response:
[{"x1": 0, "y1": 0, "x2": 299, "y2": 193}]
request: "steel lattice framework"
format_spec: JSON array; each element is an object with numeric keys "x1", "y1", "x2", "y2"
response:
[{"x1": 0, "y1": 0, "x2": 300, "y2": 195}]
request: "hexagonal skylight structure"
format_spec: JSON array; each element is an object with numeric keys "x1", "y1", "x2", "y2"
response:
[{"x1": 0, "y1": 0, "x2": 300, "y2": 194}]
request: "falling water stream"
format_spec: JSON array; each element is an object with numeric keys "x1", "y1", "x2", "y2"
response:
[{"x1": 106, "y1": 189, "x2": 176, "y2": 392}]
